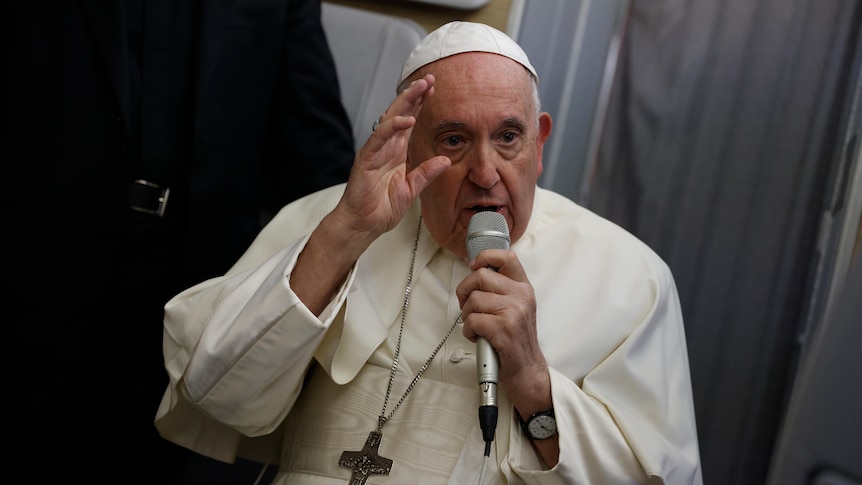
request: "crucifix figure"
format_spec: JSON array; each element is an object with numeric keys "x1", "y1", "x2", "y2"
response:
[{"x1": 339, "y1": 431, "x2": 393, "y2": 484}]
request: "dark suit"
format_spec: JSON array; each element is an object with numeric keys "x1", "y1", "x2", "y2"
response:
[{"x1": 3, "y1": 0, "x2": 354, "y2": 481}]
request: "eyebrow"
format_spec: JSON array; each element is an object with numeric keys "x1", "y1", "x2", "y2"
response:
[
  {"x1": 433, "y1": 121, "x2": 464, "y2": 135},
  {"x1": 501, "y1": 117, "x2": 528, "y2": 132},
  {"x1": 433, "y1": 118, "x2": 527, "y2": 135}
]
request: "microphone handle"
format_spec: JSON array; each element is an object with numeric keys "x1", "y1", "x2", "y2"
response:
[
  {"x1": 466, "y1": 210, "x2": 509, "y2": 455},
  {"x1": 476, "y1": 336, "x2": 499, "y2": 407},
  {"x1": 477, "y1": 335, "x2": 499, "y2": 455}
]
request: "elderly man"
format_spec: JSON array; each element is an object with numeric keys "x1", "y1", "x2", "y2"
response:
[{"x1": 155, "y1": 21, "x2": 702, "y2": 484}]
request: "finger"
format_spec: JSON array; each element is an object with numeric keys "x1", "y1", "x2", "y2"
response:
[
  {"x1": 357, "y1": 115, "x2": 415, "y2": 168},
  {"x1": 456, "y1": 266, "x2": 500, "y2": 309},
  {"x1": 374, "y1": 75, "x2": 434, "y2": 129},
  {"x1": 460, "y1": 293, "x2": 511, "y2": 348},
  {"x1": 405, "y1": 155, "x2": 451, "y2": 195},
  {"x1": 357, "y1": 75, "x2": 435, "y2": 165},
  {"x1": 456, "y1": 267, "x2": 508, "y2": 312},
  {"x1": 469, "y1": 250, "x2": 528, "y2": 282}
]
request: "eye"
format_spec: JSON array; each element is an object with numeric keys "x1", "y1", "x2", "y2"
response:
[
  {"x1": 442, "y1": 135, "x2": 464, "y2": 148},
  {"x1": 500, "y1": 131, "x2": 519, "y2": 144}
]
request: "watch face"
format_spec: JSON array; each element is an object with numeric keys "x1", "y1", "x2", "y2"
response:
[{"x1": 527, "y1": 414, "x2": 556, "y2": 439}]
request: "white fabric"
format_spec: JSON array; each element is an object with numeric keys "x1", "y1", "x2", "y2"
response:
[
  {"x1": 398, "y1": 21, "x2": 538, "y2": 90},
  {"x1": 156, "y1": 184, "x2": 703, "y2": 484}
]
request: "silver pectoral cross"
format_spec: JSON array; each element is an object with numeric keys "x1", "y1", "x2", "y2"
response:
[{"x1": 339, "y1": 431, "x2": 393, "y2": 484}]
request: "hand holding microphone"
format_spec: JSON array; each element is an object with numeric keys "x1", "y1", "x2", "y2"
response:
[{"x1": 465, "y1": 211, "x2": 510, "y2": 457}]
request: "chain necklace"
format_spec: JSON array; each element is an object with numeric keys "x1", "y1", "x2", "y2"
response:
[{"x1": 338, "y1": 216, "x2": 463, "y2": 484}]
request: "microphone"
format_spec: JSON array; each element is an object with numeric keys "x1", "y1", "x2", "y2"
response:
[{"x1": 466, "y1": 210, "x2": 510, "y2": 457}]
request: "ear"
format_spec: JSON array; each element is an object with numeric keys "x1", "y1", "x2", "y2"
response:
[{"x1": 535, "y1": 112, "x2": 553, "y2": 176}]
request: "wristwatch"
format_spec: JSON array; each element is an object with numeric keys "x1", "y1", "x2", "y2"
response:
[{"x1": 519, "y1": 408, "x2": 557, "y2": 440}]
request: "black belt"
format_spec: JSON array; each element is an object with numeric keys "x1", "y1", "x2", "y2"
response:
[{"x1": 128, "y1": 179, "x2": 170, "y2": 217}]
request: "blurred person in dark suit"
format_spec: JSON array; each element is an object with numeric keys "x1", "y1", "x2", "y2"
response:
[{"x1": 2, "y1": 0, "x2": 354, "y2": 482}]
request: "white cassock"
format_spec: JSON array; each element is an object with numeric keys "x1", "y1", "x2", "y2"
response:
[{"x1": 155, "y1": 184, "x2": 703, "y2": 484}]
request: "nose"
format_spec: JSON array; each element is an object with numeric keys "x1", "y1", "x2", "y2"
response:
[{"x1": 466, "y1": 143, "x2": 500, "y2": 189}]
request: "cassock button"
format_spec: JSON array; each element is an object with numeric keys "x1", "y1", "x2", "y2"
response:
[{"x1": 450, "y1": 347, "x2": 469, "y2": 363}]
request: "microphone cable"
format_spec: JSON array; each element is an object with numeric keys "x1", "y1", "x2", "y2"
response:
[{"x1": 479, "y1": 403, "x2": 497, "y2": 457}]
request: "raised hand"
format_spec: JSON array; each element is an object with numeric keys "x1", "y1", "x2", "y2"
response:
[
  {"x1": 335, "y1": 74, "x2": 451, "y2": 240},
  {"x1": 292, "y1": 75, "x2": 451, "y2": 315}
]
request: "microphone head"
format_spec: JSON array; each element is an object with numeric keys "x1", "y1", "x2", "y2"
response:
[{"x1": 466, "y1": 211, "x2": 511, "y2": 260}]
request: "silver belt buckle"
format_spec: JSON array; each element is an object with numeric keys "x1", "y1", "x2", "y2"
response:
[{"x1": 129, "y1": 179, "x2": 170, "y2": 217}]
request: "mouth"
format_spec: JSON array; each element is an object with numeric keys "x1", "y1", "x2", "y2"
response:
[{"x1": 468, "y1": 205, "x2": 501, "y2": 214}]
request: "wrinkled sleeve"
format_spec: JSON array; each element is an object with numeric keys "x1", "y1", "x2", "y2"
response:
[
  {"x1": 503, "y1": 246, "x2": 702, "y2": 484},
  {"x1": 155, "y1": 185, "x2": 346, "y2": 463},
  {"x1": 155, "y1": 234, "x2": 354, "y2": 463}
]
